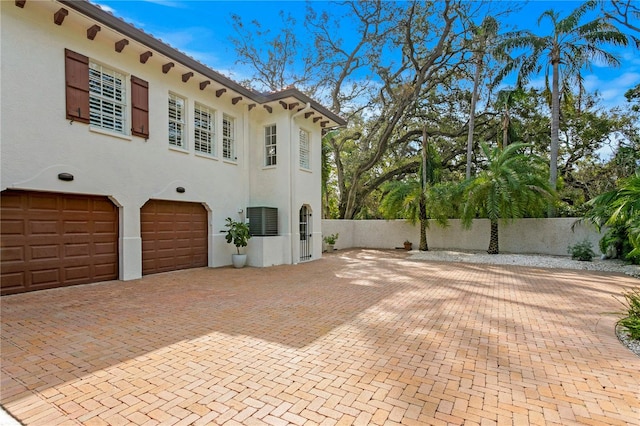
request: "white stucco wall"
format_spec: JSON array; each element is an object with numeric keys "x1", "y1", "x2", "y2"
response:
[
  {"x1": 322, "y1": 219, "x2": 603, "y2": 256},
  {"x1": 1, "y1": 1, "x2": 327, "y2": 278}
]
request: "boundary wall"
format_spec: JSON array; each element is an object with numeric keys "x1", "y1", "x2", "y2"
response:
[{"x1": 322, "y1": 218, "x2": 602, "y2": 256}]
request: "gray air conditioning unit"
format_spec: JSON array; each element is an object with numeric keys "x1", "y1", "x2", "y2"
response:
[{"x1": 246, "y1": 207, "x2": 278, "y2": 236}]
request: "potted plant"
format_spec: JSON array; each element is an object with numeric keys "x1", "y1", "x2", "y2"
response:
[
  {"x1": 223, "y1": 217, "x2": 251, "y2": 268},
  {"x1": 404, "y1": 240, "x2": 413, "y2": 250},
  {"x1": 323, "y1": 233, "x2": 339, "y2": 252}
]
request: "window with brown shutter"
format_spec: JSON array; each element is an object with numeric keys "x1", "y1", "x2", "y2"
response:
[
  {"x1": 65, "y1": 49, "x2": 90, "y2": 123},
  {"x1": 131, "y1": 76, "x2": 149, "y2": 138}
]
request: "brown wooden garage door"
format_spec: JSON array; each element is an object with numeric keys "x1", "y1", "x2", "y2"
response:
[
  {"x1": 1, "y1": 190, "x2": 119, "y2": 295},
  {"x1": 141, "y1": 200, "x2": 207, "y2": 275}
]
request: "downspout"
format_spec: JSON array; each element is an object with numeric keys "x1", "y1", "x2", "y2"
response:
[{"x1": 289, "y1": 102, "x2": 312, "y2": 264}]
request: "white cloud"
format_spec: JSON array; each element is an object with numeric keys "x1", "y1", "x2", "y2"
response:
[
  {"x1": 93, "y1": 2, "x2": 148, "y2": 30},
  {"x1": 141, "y1": 0, "x2": 185, "y2": 8},
  {"x1": 151, "y1": 28, "x2": 228, "y2": 67},
  {"x1": 94, "y1": 3, "x2": 115, "y2": 14},
  {"x1": 583, "y1": 72, "x2": 640, "y2": 108}
]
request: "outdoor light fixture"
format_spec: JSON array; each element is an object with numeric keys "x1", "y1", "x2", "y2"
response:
[{"x1": 57, "y1": 172, "x2": 74, "y2": 181}]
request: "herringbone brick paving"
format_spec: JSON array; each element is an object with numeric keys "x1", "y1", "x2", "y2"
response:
[{"x1": 1, "y1": 249, "x2": 638, "y2": 425}]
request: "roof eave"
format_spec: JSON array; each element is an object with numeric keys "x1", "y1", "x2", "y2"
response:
[{"x1": 58, "y1": 0, "x2": 346, "y2": 128}]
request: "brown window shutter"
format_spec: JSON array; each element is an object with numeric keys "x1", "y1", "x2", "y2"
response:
[
  {"x1": 131, "y1": 76, "x2": 149, "y2": 138},
  {"x1": 65, "y1": 49, "x2": 90, "y2": 124}
]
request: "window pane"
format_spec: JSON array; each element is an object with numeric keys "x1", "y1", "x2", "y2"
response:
[
  {"x1": 300, "y1": 129, "x2": 310, "y2": 169},
  {"x1": 168, "y1": 94, "x2": 186, "y2": 148},
  {"x1": 265, "y1": 125, "x2": 276, "y2": 166},
  {"x1": 194, "y1": 104, "x2": 214, "y2": 155},
  {"x1": 89, "y1": 62, "x2": 126, "y2": 134},
  {"x1": 223, "y1": 115, "x2": 235, "y2": 160}
]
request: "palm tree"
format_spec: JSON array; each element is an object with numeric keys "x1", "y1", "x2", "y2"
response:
[
  {"x1": 379, "y1": 140, "x2": 451, "y2": 251},
  {"x1": 494, "y1": 3, "x2": 628, "y2": 216},
  {"x1": 584, "y1": 171, "x2": 640, "y2": 263},
  {"x1": 461, "y1": 143, "x2": 554, "y2": 254},
  {"x1": 465, "y1": 16, "x2": 499, "y2": 180},
  {"x1": 494, "y1": 87, "x2": 526, "y2": 149}
]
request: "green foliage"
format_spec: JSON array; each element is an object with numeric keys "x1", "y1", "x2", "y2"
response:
[
  {"x1": 584, "y1": 171, "x2": 640, "y2": 264},
  {"x1": 323, "y1": 233, "x2": 339, "y2": 245},
  {"x1": 461, "y1": 142, "x2": 555, "y2": 254},
  {"x1": 461, "y1": 142, "x2": 554, "y2": 224},
  {"x1": 567, "y1": 240, "x2": 595, "y2": 261},
  {"x1": 493, "y1": 3, "x2": 628, "y2": 216},
  {"x1": 223, "y1": 217, "x2": 251, "y2": 255},
  {"x1": 625, "y1": 84, "x2": 640, "y2": 112},
  {"x1": 379, "y1": 141, "x2": 454, "y2": 250},
  {"x1": 617, "y1": 288, "x2": 640, "y2": 340}
]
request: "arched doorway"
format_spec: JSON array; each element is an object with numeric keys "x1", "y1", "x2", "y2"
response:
[{"x1": 299, "y1": 205, "x2": 312, "y2": 261}]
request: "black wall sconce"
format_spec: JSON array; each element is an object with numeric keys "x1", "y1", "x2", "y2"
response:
[
  {"x1": 176, "y1": 187, "x2": 185, "y2": 193},
  {"x1": 58, "y1": 172, "x2": 74, "y2": 182}
]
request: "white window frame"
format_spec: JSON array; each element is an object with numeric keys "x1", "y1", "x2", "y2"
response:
[
  {"x1": 222, "y1": 114, "x2": 236, "y2": 161},
  {"x1": 265, "y1": 124, "x2": 277, "y2": 166},
  {"x1": 89, "y1": 62, "x2": 127, "y2": 134},
  {"x1": 168, "y1": 93, "x2": 186, "y2": 149},
  {"x1": 299, "y1": 128, "x2": 310, "y2": 170},
  {"x1": 194, "y1": 103, "x2": 215, "y2": 156}
]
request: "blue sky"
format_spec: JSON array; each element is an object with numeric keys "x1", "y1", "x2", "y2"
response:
[{"x1": 95, "y1": 0, "x2": 640, "y2": 110}]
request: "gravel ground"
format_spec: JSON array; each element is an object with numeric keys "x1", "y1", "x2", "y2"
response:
[
  {"x1": 408, "y1": 249, "x2": 640, "y2": 278},
  {"x1": 408, "y1": 249, "x2": 640, "y2": 357}
]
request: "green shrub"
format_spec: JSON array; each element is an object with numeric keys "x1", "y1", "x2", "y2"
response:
[
  {"x1": 600, "y1": 224, "x2": 640, "y2": 264},
  {"x1": 618, "y1": 288, "x2": 640, "y2": 340},
  {"x1": 567, "y1": 240, "x2": 595, "y2": 261},
  {"x1": 323, "y1": 233, "x2": 339, "y2": 245}
]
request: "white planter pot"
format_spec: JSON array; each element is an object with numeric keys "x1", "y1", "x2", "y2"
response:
[{"x1": 232, "y1": 254, "x2": 247, "y2": 268}]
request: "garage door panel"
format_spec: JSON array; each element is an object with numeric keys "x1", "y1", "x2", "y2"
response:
[
  {"x1": 30, "y1": 220, "x2": 59, "y2": 235},
  {"x1": 64, "y1": 243, "x2": 89, "y2": 257},
  {"x1": 64, "y1": 220, "x2": 90, "y2": 234},
  {"x1": 2, "y1": 246, "x2": 25, "y2": 262},
  {"x1": 141, "y1": 200, "x2": 207, "y2": 275},
  {"x1": 94, "y1": 261, "x2": 117, "y2": 273},
  {"x1": 2, "y1": 219, "x2": 25, "y2": 235},
  {"x1": 1, "y1": 272, "x2": 25, "y2": 289},
  {"x1": 94, "y1": 242, "x2": 117, "y2": 255},
  {"x1": 31, "y1": 244, "x2": 60, "y2": 260},
  {"x1": 28, "y1": 193, "x2": 60, "y2": 210},
  {"x1": 31, "y1": 268, "x2": 60, "y2": 286},
  {"x1": 174, "y1": 238, "x2": 190, "y2": 248},
  {"x1": 63, "y1": 197, "x2": 91, "y2": 211},
  {"x1": 65, "y1": 265, "x2": 91, "y2": 280},
  {"x1": 94, "y1": 221, "x2": 117, "y2": 233},
  {"x1": 1, "y1": 190, "x2": 118, "y2": 295},
  {"x1": 156, "y1": 240, "x2": 176, "y2": 250}
]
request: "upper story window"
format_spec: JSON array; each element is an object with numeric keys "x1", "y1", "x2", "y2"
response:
[
  {"x1": 299, "y1": 129, "x2": 310, "y2": 169},
  {"x1": 65, "y1": 50, "x2": 149, "y2": 139},
  {"x1": 89, "y1": 62, "x2": 126, "y2": 134},
  {"x1": 194, "y1": 103, "x2": 215, "y2": 156},
  {"x1": 222, "y1": 114, "x2": 235, "y2": 160},
  {"x1": 168, "y1": 93, "x2": 186, "y2": 148},
  {"x1": 265, "y1": 124, "x2": 277, "y2": 166}
]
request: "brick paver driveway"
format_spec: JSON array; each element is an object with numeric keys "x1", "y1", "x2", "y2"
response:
[{"x1": 1, "y1": 249, "x2": 639, "y2": 425}]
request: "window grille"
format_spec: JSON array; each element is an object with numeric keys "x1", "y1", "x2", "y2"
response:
[
  {"x1": 194, "y1": 104, "x2": 214, "y2": 155},
  {"x1": 299, "y1": 205, "x2": 312, "y2": 261},
  {"x1": 299, "y1": 129, "x2": 310, "y2": 169},
  {"x1": 223, "y1": 114, "x2": 235, "y2": 160},
  {"x1": 168, "y1": 93, "x2": 186, "y2": 148},
  {"x1": 265, "y1": 124, "x2": 277, "y2": 166},
  {"x1": 89, "y1": 62, "x2": 126, "y2": 133}
]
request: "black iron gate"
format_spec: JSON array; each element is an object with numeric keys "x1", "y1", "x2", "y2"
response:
[{"x1": 299, "y1": 205, "x2": 312, "y2": 261}]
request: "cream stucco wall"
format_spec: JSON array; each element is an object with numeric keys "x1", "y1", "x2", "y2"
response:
[
  {"x1": 0, "y1": 1, "x2": 327, "y2": 278},
  {"x1": 322, "y1": 219, "x2": 603, "y2": 256}
]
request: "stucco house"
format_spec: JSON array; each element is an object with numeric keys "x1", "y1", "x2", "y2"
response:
[{"x1": 0, "y1": 0, "x2": 345, "y2": 295}]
